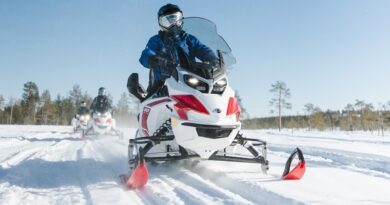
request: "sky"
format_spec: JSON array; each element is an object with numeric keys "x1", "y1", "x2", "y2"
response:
[{"x1": 1, "y1": 0, "x2": 390, "y2": 117}]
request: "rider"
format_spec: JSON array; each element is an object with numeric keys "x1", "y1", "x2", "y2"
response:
[
  {"x1": 77, "y1": 101, "x2": 90, "y2": 115},
  {"x1": 90, "y1": 87, "x2": 112, "y2": 114},
  {"x1": 139, "y1": 4, "x2": 218, "y2": 94}
]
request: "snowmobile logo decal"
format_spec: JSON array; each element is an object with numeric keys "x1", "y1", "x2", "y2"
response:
[{"x1": 213, "y1": 108, "x2": 222, "y2": 113}]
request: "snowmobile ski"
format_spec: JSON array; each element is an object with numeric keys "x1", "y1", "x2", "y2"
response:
[
  {"x1": 121, "y1": 147, "x2": 149, "y2": 189},
  {"x1": 282, "y1": 148, "x2": 306, "y2": 180}
]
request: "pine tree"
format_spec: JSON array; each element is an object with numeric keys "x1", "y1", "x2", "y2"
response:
[
  {"x1": 21, "y1": 82, "x2": 39, "y2": 124},
  {"x1": 69, "y1": 84, "x2": 83, "y2": 108},
  {"x1": 269, "y1": 81, "x2": 292, "y2": 131},
  {"x1": 304, "y1": 103, "x2": 315, "y2": 131},
  {"x1": 39, "y1": 90, "x2": 57, "y2": 125},
  {"x1": 116, "y1": 92, "x2": 130, "y2": 116},
  {"x1": 312, "y1": 107, "x2": 325, "y2": 130},
  {"x1": 0, "y1": 95, "x2": 4, "y2": 111},
  {"x1": 0, "y1": 95, "x2": 4, "y2": 124}
]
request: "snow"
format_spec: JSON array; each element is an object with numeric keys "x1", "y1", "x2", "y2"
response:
[{"x1": 0, "y1": 125, "x2": 389, "y2": 205}]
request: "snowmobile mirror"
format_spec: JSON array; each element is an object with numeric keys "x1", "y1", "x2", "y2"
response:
[{"x1": 127, "y1": 73, "x2": 146, "y2": 102}]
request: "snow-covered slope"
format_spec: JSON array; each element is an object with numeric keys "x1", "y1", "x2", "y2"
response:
[{"x1": 0, "y1": 125, "x2": 389, "y2": 205}]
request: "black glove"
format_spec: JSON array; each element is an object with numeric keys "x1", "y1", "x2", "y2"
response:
[
  {"x1": 148, "y1": 55, "x2": 174, "y2": 68},
  {"x1": 148, "y1": 55, "x2": 177, "y2": 75}
]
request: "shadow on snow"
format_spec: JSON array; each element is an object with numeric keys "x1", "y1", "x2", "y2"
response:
[{"x1": 0, "y1": 157, "x2": 127, "y2": 189}]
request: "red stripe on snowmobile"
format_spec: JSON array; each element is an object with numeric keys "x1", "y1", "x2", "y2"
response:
[
  {"x1": 282, "y1": 148, "x2": 306, "y2": 180},
  {"x1": 147, "y1": 98, "x2": 171, "y2": 107},
  {"x1": 171, "y1": 95, "x2": 209, "y2": 120},
  {"x1": 124, "y1": 160, "x2": 149, "y2": 189},
  {"x1": 227, "y1": 97, "x2": 241, "y2": 121},
  {"x1": 141, "y1": 107, "x2": 151, "y2": 136},
  {"x1": 141, "y1": 98, "x2": 171, "y2": 136}
]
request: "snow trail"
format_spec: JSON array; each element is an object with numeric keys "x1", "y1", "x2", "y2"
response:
[{"x1": 0, "y1": 125, "x2": 389, "y2": 205}]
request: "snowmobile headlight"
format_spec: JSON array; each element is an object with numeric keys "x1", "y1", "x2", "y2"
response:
[
  {"x1": 212, "y1": 78, "x2": 227, "y2": 94},
  {"x1": 184, "y1": 75, "x2": 209, "y2": 93},
  {"x1": 187, "y1": 77, "x2": 199, "y2": 85},
  {"x1": 216, "y1": 78, "x2": 227, "y2": 86}
]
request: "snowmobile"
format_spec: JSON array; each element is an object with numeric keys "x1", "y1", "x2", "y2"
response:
[
  {"x1": 71, "y1": 114, "x2": 90, "y2": 132},
  {"x1": 121, "y1": 17, "x2": 306, "y2": 189},
  {"x1": 83, "y1": 107, "x2": 123, "y2": 139}
]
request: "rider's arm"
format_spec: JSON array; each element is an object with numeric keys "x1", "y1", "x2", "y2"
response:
[
  {"x1": 188, "y1": 34, "x2": 218, "y2": 63},
  {"x1": 90, "y1": 98, "x2": 96, "y2": 111},
  {"x1": 139, "y1": 35, "x2": 160, "y2": 68}
]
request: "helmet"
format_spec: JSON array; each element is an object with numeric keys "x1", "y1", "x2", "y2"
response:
[
  {"x1": 80, "y1": 101, "x2": 87, "y2": 107},
  {"x1": 98, "y1": 87, "x2": 107, "y2": 97},
  {"x1": 158, "y1": 4, "x2": 183, "y2": 32}
]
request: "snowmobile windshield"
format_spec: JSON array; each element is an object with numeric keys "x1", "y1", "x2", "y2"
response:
[{"x1": 180, "y1": 17, "x2": 236, "y2": 80}]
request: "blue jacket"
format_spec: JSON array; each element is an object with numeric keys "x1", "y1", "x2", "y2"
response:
[{"x1": 139, "y1": 31, "x2": 217, "y2": 82}]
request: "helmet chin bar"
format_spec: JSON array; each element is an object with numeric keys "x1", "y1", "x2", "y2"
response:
[{"x1": 159, "y1": 23, "x2": 183, "y2": 34}]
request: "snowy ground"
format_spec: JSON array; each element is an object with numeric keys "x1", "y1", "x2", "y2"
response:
[{"x1": 0, "y1": 125, "x2": 389, "y2": 205}]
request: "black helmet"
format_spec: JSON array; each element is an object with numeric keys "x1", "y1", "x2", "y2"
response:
[
  {"x1": 98, "y1": 87, "x2": 107, "y2": 97},
  {"x1": 158, "y1": 4, "x2": 183, "y2": 32}
]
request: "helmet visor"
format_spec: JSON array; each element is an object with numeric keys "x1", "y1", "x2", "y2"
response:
[
  {"x1": 159, "y1": 12, "x2": 183, "y2": 29},
  {"x1": 98, "y1": 88, "x2": 107, "y2": 96}
]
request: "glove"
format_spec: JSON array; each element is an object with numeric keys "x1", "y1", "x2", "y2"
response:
[
  {"x1": 148, "y1": 55, "x2": 168, "y2": 68},
  {"x1": 148, "y1": 55, "x2": 177, "y2": 75}
]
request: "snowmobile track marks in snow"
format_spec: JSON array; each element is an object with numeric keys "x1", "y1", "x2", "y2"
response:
[
  {"x1": 180, "y1": 163, "x2": 306, "y2": 205},
  {"x1": 0, "y1": 141, "x2": 59, "y2": 168},
  {"x1": 147, "y1": 163, "x2": 254, "y2": 205},
  {"x1": 75, "y1": 144, "x2": 94, "y2": 205}
]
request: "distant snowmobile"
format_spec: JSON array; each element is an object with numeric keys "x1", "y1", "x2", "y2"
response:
[
  {"x1": 83, "y1": 107, "x2": 123, "y2": 139},
  {"x1": 120, "y1": 17, "x2": 305, "y2": 189},
  {"x1": 71, "y1": 114, "x2": 90, "y2": 132},
  {"x1": 72, "y1": 101, "x2": 90, "y2": 133}
]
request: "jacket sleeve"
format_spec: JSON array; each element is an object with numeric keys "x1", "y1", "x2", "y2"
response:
[
  {"x1": 188, "y1": 34, "x2": 218, "y2": 62},
  {"x1": 139, "y1": 36, "x2": 159, "y2": 69},
  {"x1": 90, "y1": 98, "x2": 96, "y2": 110}
]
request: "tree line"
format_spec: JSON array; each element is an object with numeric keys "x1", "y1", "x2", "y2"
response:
[
  {"x1": 241, "y1": 81, "x2": 390, "y2": 135},
  {"x1": 0, "y1": 82, "x2": 139, "y2": 126},
  {"x1": 2, "y1": 81, "x2": 389, "y2": 134}
]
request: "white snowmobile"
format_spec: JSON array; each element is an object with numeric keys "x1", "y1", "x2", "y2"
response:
[
  {"x1": 71, "y1": 114, "x2": 90, "y2": 132},
  {"x1": 121, "y1": 17, "x2": 305, "y2": 189},
  {"x1": 83, "y1": 107, "x2": 123, "y2": 139}
]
